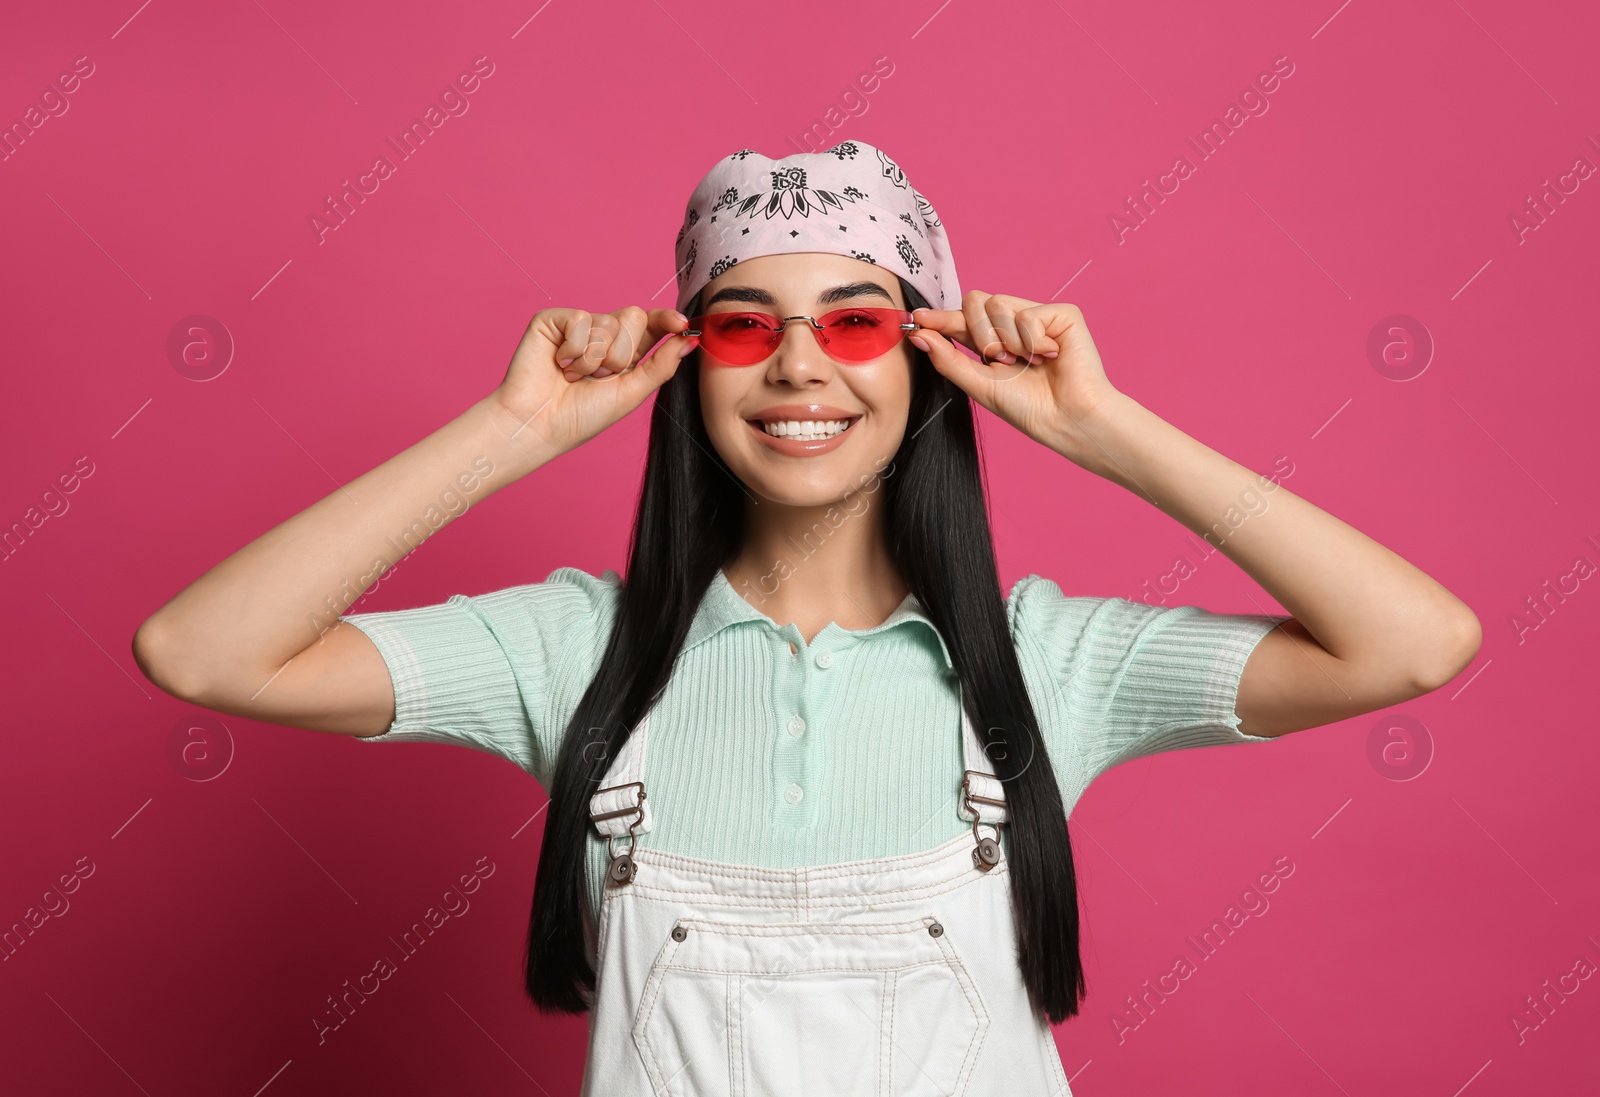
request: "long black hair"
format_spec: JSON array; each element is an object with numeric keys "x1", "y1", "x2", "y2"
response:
[{"x1": 523, "y1": 277, "x2": 1087, "y2": 1023}]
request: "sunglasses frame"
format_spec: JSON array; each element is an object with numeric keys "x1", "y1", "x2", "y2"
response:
[{"x1": 682, "y1": 308, "x2": 919, "y2": 366}]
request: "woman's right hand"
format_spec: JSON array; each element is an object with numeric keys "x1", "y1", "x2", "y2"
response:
[{"x1": 489, "y1": 305, "x2": 699, "y2": 457}]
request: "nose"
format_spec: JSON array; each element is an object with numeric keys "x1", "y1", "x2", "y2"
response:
[{"x1": 767, "y1": 316, "x2": 831, "y2": 383}]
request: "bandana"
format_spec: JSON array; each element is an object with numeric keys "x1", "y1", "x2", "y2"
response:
[{"x1": 672, "y1": 140, "x2": 961, "y2": 315}]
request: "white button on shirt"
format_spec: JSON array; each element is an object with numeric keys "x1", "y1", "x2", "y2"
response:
[
  {"x1": 784, "y1": 783, "x2": 804, "y2": 804},
  {"x1": 787, "y1": 714, "x2": 806, "y2": 738},
  {"x1": 815, "y1": 650, "x2": 833, "y2": 669}
]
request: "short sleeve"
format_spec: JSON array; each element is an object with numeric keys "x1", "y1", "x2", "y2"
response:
[
  {"x1": 337, "y1": 566, "x2": 622, "y2": 786},
  {"x1": 1007, "y1": 574, "x2": 1290, "y2": 795}
]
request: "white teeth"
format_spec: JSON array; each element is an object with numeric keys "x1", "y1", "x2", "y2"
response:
[{"x1": 761, "y1": 418, "x2": 852, "y2": 440}]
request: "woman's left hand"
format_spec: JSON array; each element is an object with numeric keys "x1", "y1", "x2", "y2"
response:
[{"x1": 910, "y1": 292, "x2": 1123, "y2": 468}]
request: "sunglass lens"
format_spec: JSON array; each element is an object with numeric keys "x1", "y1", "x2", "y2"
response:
[
  {"x1": 699, "y1": 313, "x2": 778, "y2": 365},
  {"x1": 818, "y1": 309, "x2": 903, "y2": 362},
  {"x1": 688, "y1": 308, "x2": 909, "y2": 365}
]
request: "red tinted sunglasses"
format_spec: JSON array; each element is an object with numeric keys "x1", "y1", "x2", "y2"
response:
[{"x1": 683, "y1": 308, "x2": 918, "y2": 366}]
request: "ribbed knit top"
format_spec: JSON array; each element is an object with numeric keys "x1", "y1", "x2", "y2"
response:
[{"x1": 339, "y1": 567, "x2": 1288, "y2": 920}]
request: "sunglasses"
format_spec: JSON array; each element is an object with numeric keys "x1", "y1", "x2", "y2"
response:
[{"x1": 683, "y1": 308, "x2": 918, "y2": 366}]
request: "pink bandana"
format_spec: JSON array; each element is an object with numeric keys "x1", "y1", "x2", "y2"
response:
[{"x1": 672, "y1": 140, "x2": 961, "y2": 315}]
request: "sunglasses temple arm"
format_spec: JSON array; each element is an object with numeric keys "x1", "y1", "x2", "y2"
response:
[{"x1": 681, "y1": 317, "x2": 918, "y2": 338}]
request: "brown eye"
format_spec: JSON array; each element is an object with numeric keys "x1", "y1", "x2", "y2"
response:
[
  {"x1": 830, "y1": 310, "x2": 880, "y2": 328},
  {"x1": 715, "y1": 313, "x2": 775, "y2": 333}
]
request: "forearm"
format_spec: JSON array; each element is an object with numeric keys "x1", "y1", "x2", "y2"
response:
[
  {"x1": 1064, "y1": 391, "x2": 1480, "y2": 683},
  {"x1": 133, "y1": 395, "x2": 559, "y2": 696}
]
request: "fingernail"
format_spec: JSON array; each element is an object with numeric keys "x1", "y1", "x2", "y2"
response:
[
  {"x1": 558, "y1": 357, "x2": 574, "y2": 367},
  {"x1": 1044, "y1": 351, "x2": 1059, "y2": 358},
  {"x1": 672, "y1": 311, "x2": 688, "y2": 324},
  {"x1": 909, "y1": 335, "x2": 929, "y2": 352}
]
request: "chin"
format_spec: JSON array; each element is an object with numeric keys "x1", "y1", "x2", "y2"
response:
[{"x1": 734, "y1": 442, "x2": 900, "y2": 509}]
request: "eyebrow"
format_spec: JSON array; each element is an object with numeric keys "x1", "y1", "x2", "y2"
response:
[{"x1": 703, "y1": 280, "x2": 896, "y2": 309}]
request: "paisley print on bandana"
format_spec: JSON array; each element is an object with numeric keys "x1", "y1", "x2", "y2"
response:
[
  {"x1": 876, "y1": 148, "x2": 942, "y2": 229},
  {"x1": 722, "y1": 167, "x2": 865, "y2": 222},
  {"x1": 677, "y1": 239, "x2": 698, "y2": 287},
  {"x1": 671, "y1": 140, "x2": 961, "y2": 312},
  {"x1": 675, "y1": 207, "x2": 699, "y2": 247},
  {"x1": 895, "y1": 234, "x2": 922, "y2": 274}
]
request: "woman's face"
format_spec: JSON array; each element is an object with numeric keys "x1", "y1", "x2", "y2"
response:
[{"x1": 695, "y1": 252, "x2": 912, "y2": 507}]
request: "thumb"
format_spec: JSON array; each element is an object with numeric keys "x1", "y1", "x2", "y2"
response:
[
  {"x1": 911, "y1": 326, "x2": 1006, "y2": 403},
  {"x1": 615, "y1": 331, "x2": 698, "y2": 407}
]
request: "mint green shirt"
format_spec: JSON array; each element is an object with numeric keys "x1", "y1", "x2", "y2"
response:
[{"x1": 340, "y1": 567, "x2": 1288, "y2": 919}]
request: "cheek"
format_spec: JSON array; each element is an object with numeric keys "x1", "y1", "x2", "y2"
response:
[
  {"x1": 862, "y1": 356, "x2": 914, "y2": 424},
  {"x1": 698, "y1": 367, "x2": 751, "y2": 443}
]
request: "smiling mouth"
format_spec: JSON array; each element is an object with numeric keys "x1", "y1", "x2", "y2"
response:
[{"x1": 746, "y1": 416, "x2": 861, "y2": 441}]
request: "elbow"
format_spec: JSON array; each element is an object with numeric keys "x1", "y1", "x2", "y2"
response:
[
  {"x1": 132, "y1": 616, "x2": 210, "y2": 702},
  {"x1": 1409, "y1": 609, "x2": 1483, "y2": 693}
]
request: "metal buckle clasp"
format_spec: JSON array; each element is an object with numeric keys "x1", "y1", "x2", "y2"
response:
[
  {"x1": 962, "y1": 769, "x2": 1005, "y2": 871},
  {"x1": 593, "y1": 780, "x2": 646, "y2": 886}
]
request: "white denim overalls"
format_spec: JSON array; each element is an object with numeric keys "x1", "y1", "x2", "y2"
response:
[{"x1": 577, "y1": 689, "x2": 1073, "y2": 1096}]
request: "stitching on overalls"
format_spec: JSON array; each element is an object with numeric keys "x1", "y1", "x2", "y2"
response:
[
  {"x1": 932, "y1": 929, "x2": 990, "y2": 1094},
  {"x1": 630, "y1": 827, "x2": 982, "y2": 881},
  {"x1": 631, "y1": 932, "x2": 681, "y2": 1093},
  {"x1": 591, "y1": 687, "x2": 1049, "y2": 1094},
  {"x1": 884, "y1": 967, "x2": 897, "y2": 1096},
  {"x1": 656, "y1": 959, "x2": 955, "y2": 977},
  {"x1": 621, "y1": 859, "x2": 1007, "y2": 909},
  {"x1": 724, "y1": 972, "x2": 738, "y2": 1096},
  {"x1": 673, "y1": 917, "x2": 934, "y2": 938},
  {"x1": 636, "y1": 832, "x2": 998, "y2": 883},
  {"x1": 801, "y1": 831, "x2": 980, "y2": 881}
]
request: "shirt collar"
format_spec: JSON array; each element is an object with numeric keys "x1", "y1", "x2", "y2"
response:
[{"x1": 682, "y1": 568, "x2": 955, "y2": 670}]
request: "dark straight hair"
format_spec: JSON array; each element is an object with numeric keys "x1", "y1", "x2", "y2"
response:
[{"x1": 523, "y1": 276, "x2": 1087, "y2": 1023}]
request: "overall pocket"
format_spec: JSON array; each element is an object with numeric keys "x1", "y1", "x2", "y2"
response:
[{"x1": 631, "y1": 912, "x2": 989, "y2": 1097}]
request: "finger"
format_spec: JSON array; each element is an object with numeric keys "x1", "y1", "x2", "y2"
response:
[
  {"x1": 918, "y1": 300, "x2": 1057, "y2": 364},
  {"x1": 615, "y1": 330, "x2": 698, "y2": 405},
  {"x1": 1012, "y1": 304, "x2": 1062, "y2": 362},
  {"x1": 982, "y1": 295, "x2": 1027, "y2": 363},
  {"x1": 576, "y1": 314, "x2": 623, "y2": 377},
  {"x1": 962, "y1": 291, "x2": 1015, "y2": 365},
  {"x1": 911, "y1": 307, "x2": 980, "y2": 356},
  {"x1": 615, "y1": 307, "x2": 693, "y2": 379},
  {"x1": 641, "y1": 306, "x2": 692, "y2": 349},
  {"x1": 981, "y1": 295, "x2": 1057, "y2": 363},
  {"x1": 595, "y1": 308, "x2": 646, "y2": 378},
  {"x1": 983, "y1": 295, "x2": 1058, "y2": 362},
  {"x1": 555, "y1": 310, "x2": 594, "y2": 371},
  {"x1": 591, "y1": 306, "x2": 691, "y2": 379},
  {"x1": 909, "y1": 325, "x2": 1002, "y2": 406}
]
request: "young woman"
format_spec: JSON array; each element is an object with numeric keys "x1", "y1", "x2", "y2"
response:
[{"x1": 133, "y1": 142, "x2": 1480, "y2": 1095}]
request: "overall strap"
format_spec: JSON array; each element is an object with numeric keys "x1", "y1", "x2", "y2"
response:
[
  {"x1": 957, "y1": 696, "x2": 1011, "y2": 872},
  {"x1": 957, "y1": 703, "x2": 1010, "y2": 826},
  {"x1": 588, "y1": 709, "x2": 656, "y2": 840},
  {"x1": 587, "y1": 686, "x2": 1014, "y2": 881}
]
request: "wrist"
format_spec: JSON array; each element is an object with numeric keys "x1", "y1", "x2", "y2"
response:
[
  {"x1": 464, "y1": 395, "x2": 567, "y2": 484},
  {"x1": 1046, "y1": 388, "x2": 1141, "y2": 480}
]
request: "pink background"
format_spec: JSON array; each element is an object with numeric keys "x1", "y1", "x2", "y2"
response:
[{"x1": 4, "y1": 0, "x2": 1598, "y2": 1093}]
